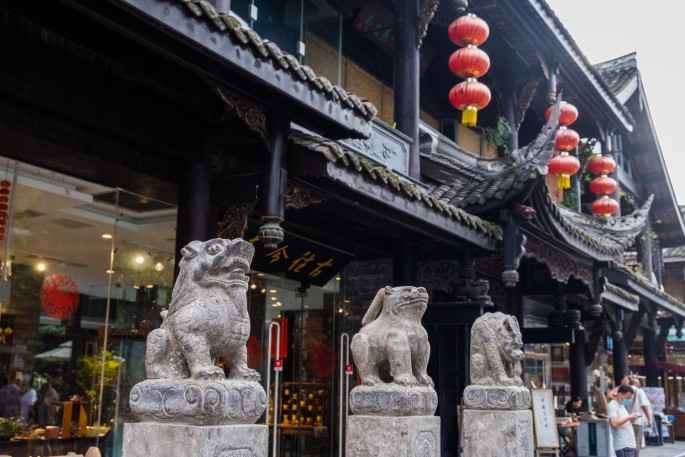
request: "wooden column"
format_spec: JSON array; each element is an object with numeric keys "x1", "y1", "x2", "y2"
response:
[
  {"x1": 569, "y1": 330, "x2": 588, "y2": 406},
  {"x1": 503, "y1": 65, "x2": 518, "y2": 153},
  {"x1": 644, "y1": 327, "x2": 659, "y2": 387},
  {"x1": 175, "y1": 161, "x2": 212, "y2": 273},
  {"x1": 393, "y1": 241, "x2": 416, "y2": 285},
  {"x1": 393, "y1": 0, "x2": 420, "y2": 179},
  {"x1": 613, "y1": 317, "x2": 629, "y2": 385},
  {"x1": 258, "y1": 109, "x2": 289, "y2": 249}
]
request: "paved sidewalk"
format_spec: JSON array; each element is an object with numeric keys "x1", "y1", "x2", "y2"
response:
[{"x1": 641, "y1": 442, "x2": 685, "y2": 457}]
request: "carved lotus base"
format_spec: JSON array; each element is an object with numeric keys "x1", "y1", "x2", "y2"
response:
[
  {"x1": 463, "y1": 385, "x2": 531, "y2": 410},
  {"x1": 349, "y1": 384, "x2": 437, "y2": 417},
  {"x1": 129, "y1": 379, "x2": 267, "y2": 425}
]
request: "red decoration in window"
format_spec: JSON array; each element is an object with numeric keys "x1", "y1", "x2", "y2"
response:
[
  {"x1": 308, "y1": 344, "x2": 337, "y2": 379},
  {"x1": 40, "y1": 274, "x2": 80, "y2": 319},
  {"x1": 270, "y1": 317, "x2": 288, "y2": 359}
]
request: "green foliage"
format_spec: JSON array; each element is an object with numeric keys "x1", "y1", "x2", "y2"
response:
[
  {"x1": 0, "y1": 417, "x2": 21, "y2": 436},
  {"x1": 38, "y1": 325, "x2": 67, "y2": 339},
  {"x1": 481, "y1": 117, "x2": 513, "y2": 154},
  {"x1": 77, "y1": 350, "x2": 120, "y2": 390},
  {"x1": 562, "y1": 188, "x2": 577, "y2": 210}
]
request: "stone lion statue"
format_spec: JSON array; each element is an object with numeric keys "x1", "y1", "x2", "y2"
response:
[
  {"x1": 145, "y1": 238, "x2": 259, "y2": 382},
  {"x1": 351, "y1": 286, "x2": 433, "y2": 387},
  {"x1": 469, "y1": 312, "x2": 524, "y2": 386}
]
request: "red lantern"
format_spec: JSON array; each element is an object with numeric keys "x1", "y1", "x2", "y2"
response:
[
  {"x1": 555, "y1": 128, "x2": 580, "y2": 152},
  {"x1": 589, "y1": 176, "x2": 618, "y2": 195},
  {"x1": 587, "y1": 155, "x2": 616, "y2": 175},
  {"x1": 0, "y1": 180, "x2": 10, "y2": 188},
  {"x1": 449, "y1": 80, "x2": 491, "y2": 127},
  {"x1": 548, "y1": 153, "x2": 580, "y2": 189},
  {"x1": 448, "y1": 46, "x2": 490, "y2": 79},
  {"x1": 591, "y1": 196, "x2": 620, "y2": 217},
  {"x1": 545, "y1": 102, "x2": 579, "y2": 127},
  {"x1": 448, "y1": 14, "x2": 490, "y2": 47},
  {"x1": 40, "y1": 274, "x2": 80, "y2": 319}
]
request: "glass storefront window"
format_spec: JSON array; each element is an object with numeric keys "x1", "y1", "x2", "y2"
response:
[{"x1": 0, "y1": 158, "x2": 177, "y2": 457}]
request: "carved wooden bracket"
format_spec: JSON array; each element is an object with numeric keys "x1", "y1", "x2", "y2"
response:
[
  {"x1": 217, "y1": 203, "x2": 255, "y2": 239},
  {"x1": 584, "y1": 314, "x2": 607, "y2": 366},
  {"x1": 656, "y1": 318, "x2": 673, "y2": 354},
  {"x1": 217, "y1": 87, "x2": 266, "y2": 137},
  {"x1": 418, "y1": 0, "x2": 440, "y2": 45},
  {"x1": 623, "y1": 308, "x2": 645, "y2": 351}
]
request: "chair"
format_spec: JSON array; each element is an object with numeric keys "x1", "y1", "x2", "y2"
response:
[{"x1": 662, "y1": 415, "x2": 676, "y2": 444}]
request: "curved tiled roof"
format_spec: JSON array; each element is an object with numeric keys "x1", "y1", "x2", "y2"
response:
[
  {"x1": 530, "y1": 183, "x2": 652, "y2": 258},
  {"x1": 289, "y1": 130, "x2": 503, "y2": 241},
  {"x1": 422, "y1": 99, "x2": 560, "y2": 213},
  {"x1": 178, "y1": 0, "x2": 377, "y2": 121}
]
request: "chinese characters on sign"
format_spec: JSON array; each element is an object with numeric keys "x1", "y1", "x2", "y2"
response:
[
  {"x1": 247, "y1": 226, "x2": 353, "y2": 287},
  {"x1": 531, "y1": 389, "x2": 559, "y2": 449}
]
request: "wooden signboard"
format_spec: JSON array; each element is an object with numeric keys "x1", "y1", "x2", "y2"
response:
[{"x1": 531, "y1": 389, "x2": 560, "y2": 449}]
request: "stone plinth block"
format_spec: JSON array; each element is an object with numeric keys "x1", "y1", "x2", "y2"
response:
[
  {"x1": 463, "y1": 385, "x2": 531, "y2": 410},
  {"x1": 349, "y1": 385, "x2": 437, "y2": 416},
  {"x1": 129, "y1": 379, "x2": 266, "y2": 425},
  {"x1": 462, "y1": 409, "x2": 533, "y2": 457},
  {"x1": 346, "y1": 415, "x2": 440, "y2": 457},
  {"x1": 123, "y1": 422, "x2": 267, "y2": 457}
]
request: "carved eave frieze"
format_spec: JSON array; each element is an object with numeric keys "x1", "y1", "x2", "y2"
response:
[
  {"x1": 217, "y1": 202, "x2": 255, "y2": 239},
  {"x1": 422, "y1": 98, "x2": 561, "y2": 214},
  {"x1": 217, "y1": 87, "x2": 266, "y2": 137},
  {"x1": 418, "y1": 0, "x2": 440, "y2": 45},
  {"x1": 524, "y1": 236, "x2": 593, "y2": 290}
]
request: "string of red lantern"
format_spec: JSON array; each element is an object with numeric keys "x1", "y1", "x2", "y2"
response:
[
  {"x1": 546, "y1": 102, "x2": 580, "y2": 189},
  {"x1": 0, "y1": 180, "x2": 11, "y2": 242},
  {"x1": 587, "y1": 154, "x2": 619, "y2": 217},
  {"x1": 448, "y1": 14, "x2": 491, "y2": 127}
]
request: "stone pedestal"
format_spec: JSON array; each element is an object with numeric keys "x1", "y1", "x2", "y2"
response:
[
  {"x1": 346, "y1": 415, "x2": 440, "y2": 457},
  {"x1": 122, "y1": 422, "x2": 268, "y2": 457},
  {"x1": 462, "y1": 410, "x2": 533, "y2": 457}
]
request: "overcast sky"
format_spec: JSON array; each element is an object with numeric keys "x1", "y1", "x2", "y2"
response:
[{"x1": 544, "y1": 0, "x2": 685, "y2": 205}]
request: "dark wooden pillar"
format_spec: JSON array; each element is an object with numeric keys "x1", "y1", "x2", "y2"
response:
[
  {"x1": 570, "y1": 330, "x2": 588, "y2": 405},
  {"x1": 613, "y1": 317, "x2": 629, "y2": 385},
  {"x1": 644, "y1": 327, "x2": 659, "y2": 387},
  {"x1": 503, "y1": 65, "x2": 518, "y2": 153},
  {"x1": 175, "y1": 161, "x2": 212, "y2": 273},
  {"x1": 393, "y1": 241, "x2": 416, "y2": 286},
  {"x1": 258, "y1": 109, "x2": 289, "y2": 249},
  {"x1": 393, "y1": 0, "x2": 420, "y2": 179}
]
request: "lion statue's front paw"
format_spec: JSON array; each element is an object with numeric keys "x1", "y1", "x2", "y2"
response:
[
  {"x1": 229, "y1": 368, "x2": 261, "y2": 382},
  {"x1": 193, "y1": 366, "x2": 225, "y2": 380},
  {"x1": 393, "y1": 373, "x2": 418, "y2": 386}
]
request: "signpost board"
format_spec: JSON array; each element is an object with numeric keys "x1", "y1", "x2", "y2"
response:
[{"x1": 532, "y1": 389, "x2": 560, "y2": 449}]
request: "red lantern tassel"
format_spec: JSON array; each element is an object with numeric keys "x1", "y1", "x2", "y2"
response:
[
  {"x1": 557, "y1": 174, "x2": 571, "y2": 189},
  {"x1": 462, "y1": 106, "x2": 478, "y2": 127}
]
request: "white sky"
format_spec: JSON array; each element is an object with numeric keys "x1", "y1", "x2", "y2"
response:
[{"x1": 545, "y1": 0, "x2": 685, "y2": 204}]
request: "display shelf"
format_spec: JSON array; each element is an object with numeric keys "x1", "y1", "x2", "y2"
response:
[{"x1": 268, "y1": 381, "x2": 327, "y2": 430}]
